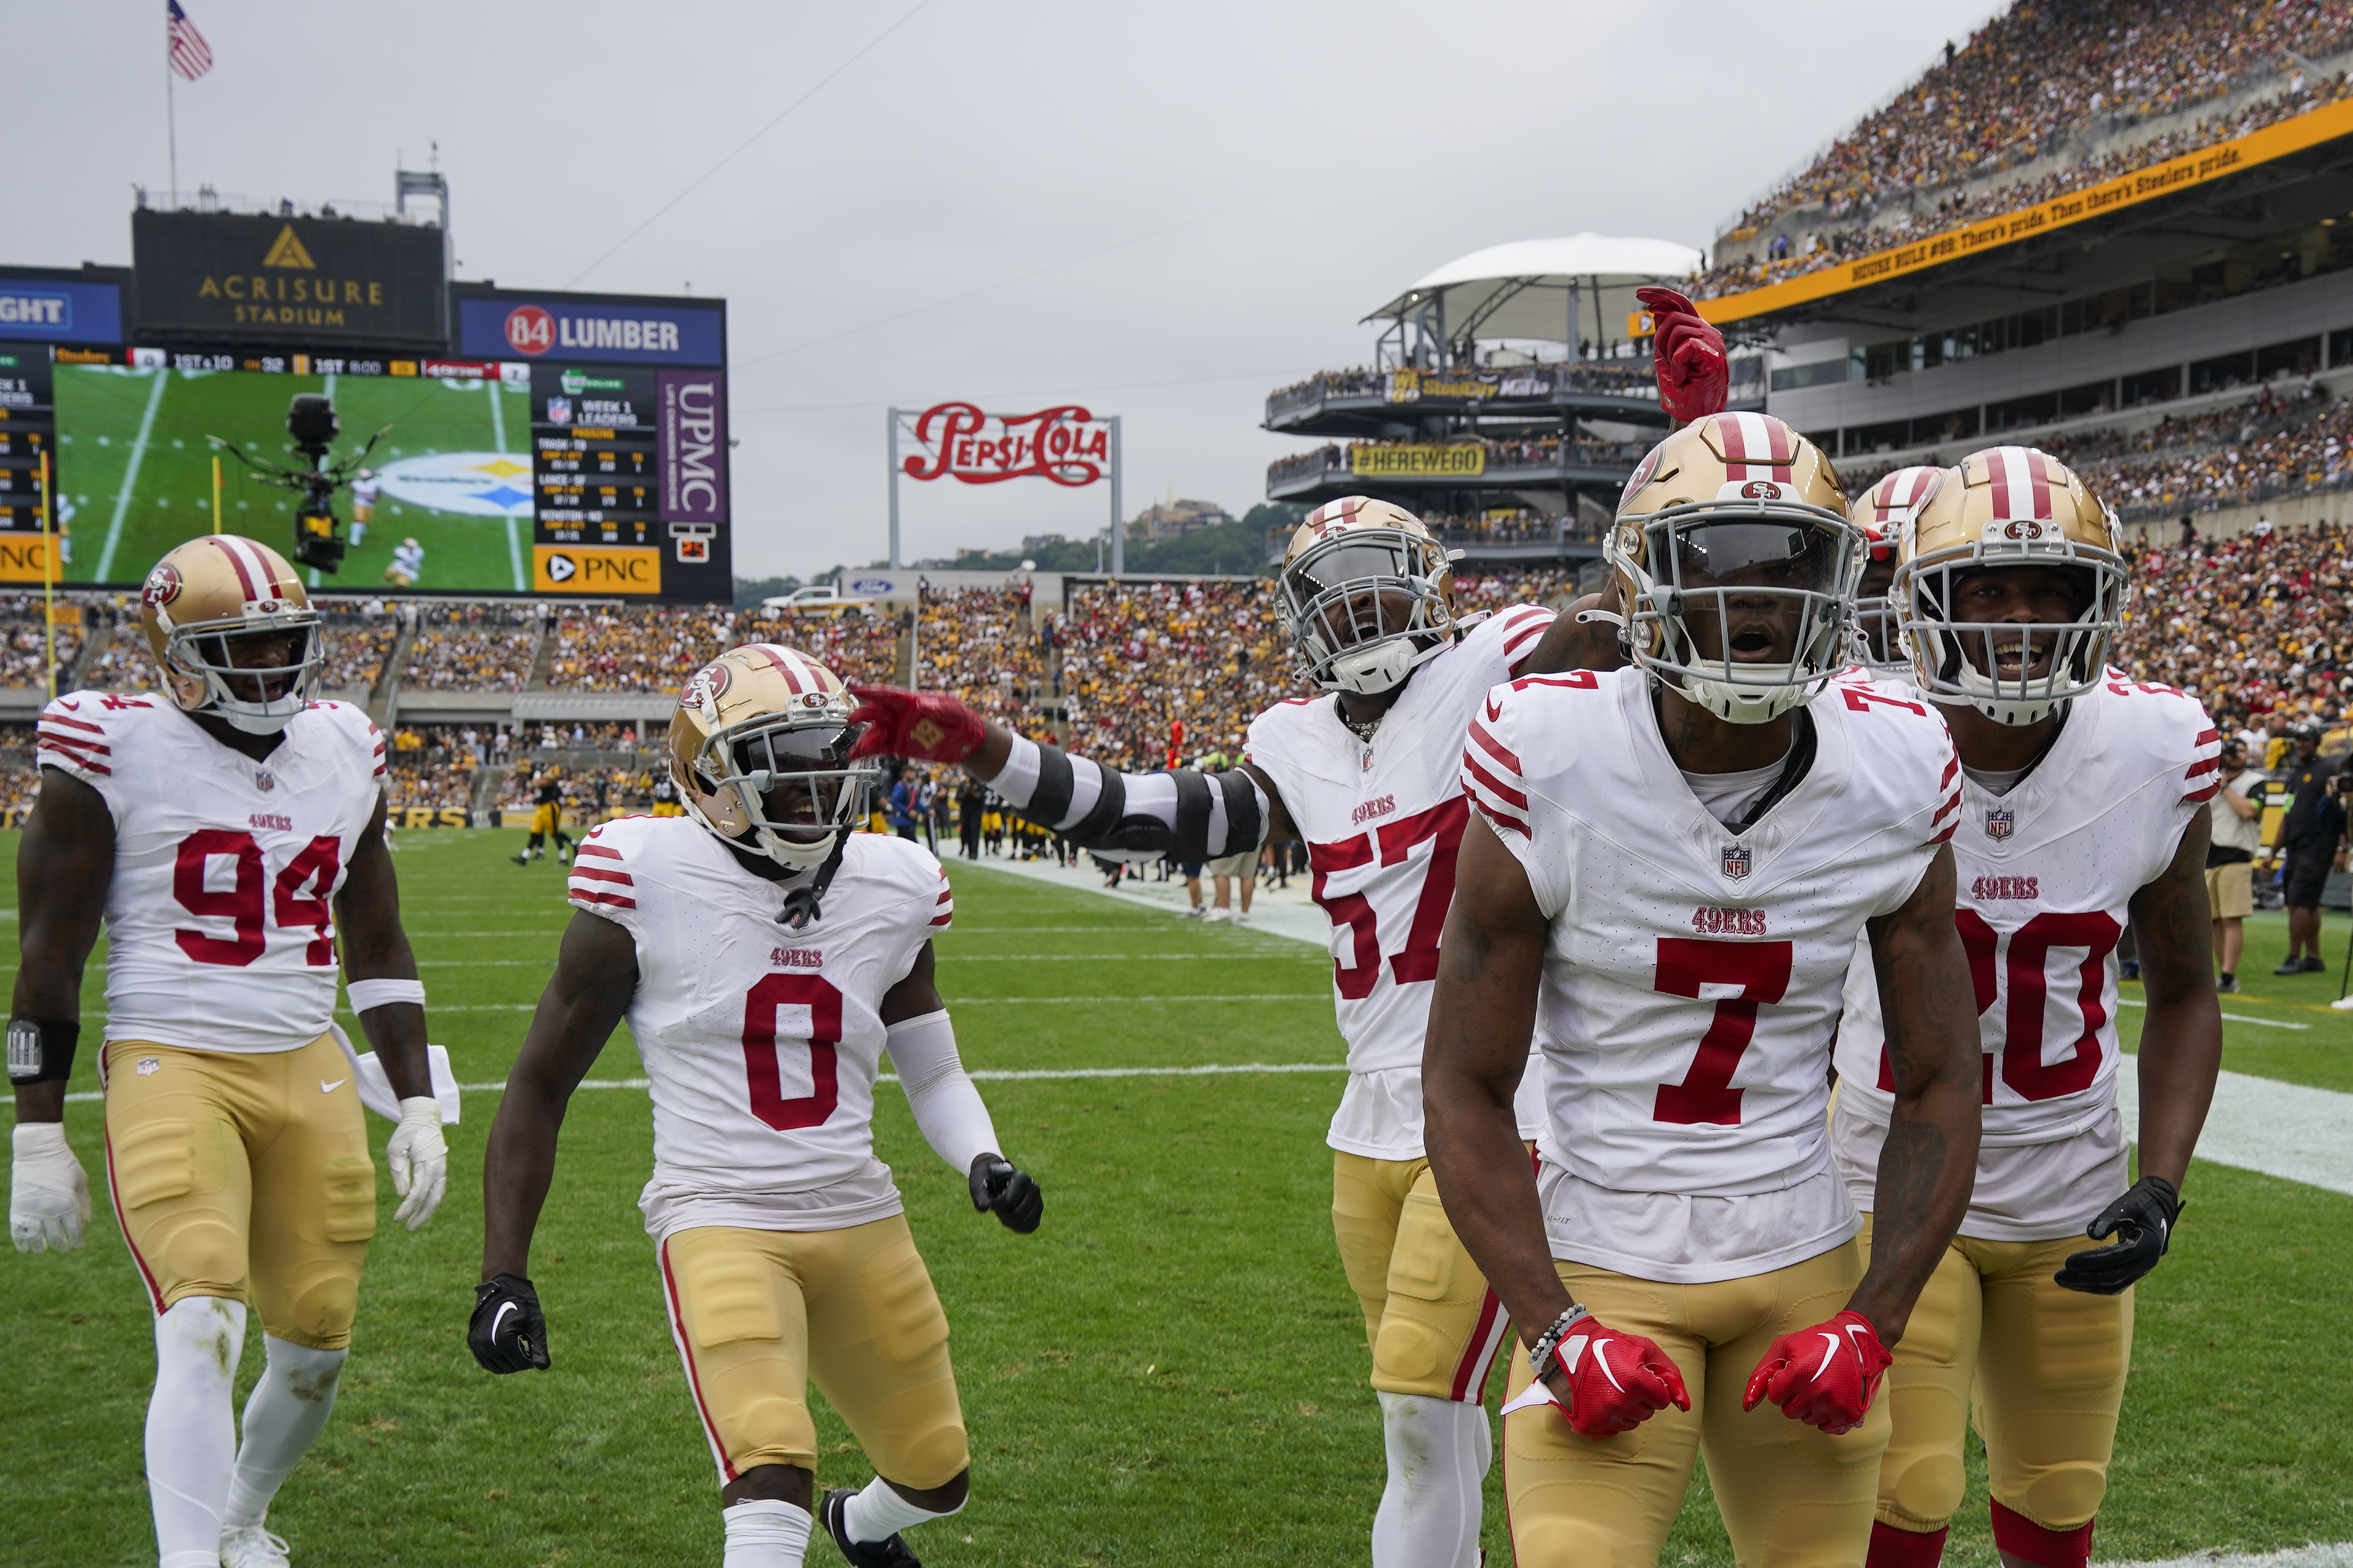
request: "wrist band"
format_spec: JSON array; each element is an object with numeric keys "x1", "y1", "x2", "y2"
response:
[
  {"x1": 1526, "y1": 1303, "x2": 1588, "y2": 1375},
  {"x1": 348, "y1": 978, "x2": 428, "y2": 1013},
  {"x1": 5, "y1": 1016, "x2": 80, "y2": 1086}
]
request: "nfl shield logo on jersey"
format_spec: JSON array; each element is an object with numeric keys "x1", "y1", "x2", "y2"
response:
[
  {"x1": 1722, "y1": 845, "x2": 1752, "y2": 880},
  {"x1": 1985, "y1": 807, "x2": 2014, "y2": 841}
]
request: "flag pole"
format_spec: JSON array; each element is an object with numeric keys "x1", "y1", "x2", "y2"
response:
[
  {"x1": 167, "y1": 30, "x2": 178, "y2": 208},
  {"x1": 212, "y1": 454, "x2": 222, "y2": 533}
]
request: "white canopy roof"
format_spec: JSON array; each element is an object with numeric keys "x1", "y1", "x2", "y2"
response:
[{"x1": 1363, "y1": 233, "x2": 1705, "y2": 345}]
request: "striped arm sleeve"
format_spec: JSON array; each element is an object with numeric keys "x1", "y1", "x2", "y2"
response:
[
  {"x1": 36, "y1": 699, "x2": 114, "y2": 783},
  {"x1": 1495, "y1": 603, "x2": 1555, "y2": 675},
  {"x1": 1462, "y1": 702, "x2": 1532, "y2": 841},
  {"x1": 567, "y1": 832, "x2": 638, "y2": 918},
  {"x1": 1926, "y1": 747, "x2": 1962, "y2": 846},
  {"x1": 983, "y1": 733, "x2": 1269, "y2": 863},
  {"x1": 2180, "y1": 723, "x2": 2223, "y2": 806},
  {"x1": 931, "y1": 865, "x2": 954, "y2": 929}
]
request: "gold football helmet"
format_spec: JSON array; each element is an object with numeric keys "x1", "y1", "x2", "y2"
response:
[
  {"x1": 139, "y1": 535, "x2": 322, "y2": 734},
  {"x1": 1275, "y1": 495, "x2": 1460, "y2": 695},
  {"x1": 670, "y1": 643, "x2": 880, "y2": 870},
  {"x1": 1610, "y1": 413, "x2": 1859, "y2": 723},
  {"x1": 1896, "y1": 445, "x2": 2125, "y2": 726},
  {"x1": 1849, "y1": 466, "x2": 1947, "y2": 676}
]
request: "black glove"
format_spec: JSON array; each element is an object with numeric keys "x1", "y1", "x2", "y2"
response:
[
  {"x1": 2054, "y1": 1176, "x2": 2182, "y2": 1295},
  {"x1": 470, "y1": 1273, "x2": 552, "y2": 1372},
  {"x1": 969, "y1": 1156, "x2": 1043, "y2": 1234}
]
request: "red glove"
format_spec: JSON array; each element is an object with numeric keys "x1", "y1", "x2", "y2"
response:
[
  {"x1": 1742, "y1": 1309, "x2": 1892, "y2": 1434},
  {"x1": 1636, "y1": 285, "x2": 1728, "y2": 423},
  {"x1": 1537, "y1": 1313, "x2": 1692, "y2": 1437},
  {"x1": 844, "y1": 684, "x2": 987, "y2": 763}
]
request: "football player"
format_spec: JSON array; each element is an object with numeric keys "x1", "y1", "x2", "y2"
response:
[
  {"x1": 509, "y1": 766, "x2": 575, "y2": 866},
  {"x1": 470, "y1": 645, "x2": 1042, "y2": 1568},
  {"x1": 1422, "y1": 413, "x2": 1985, "y2": 1568},
  {"x1": 1850, "y1": 468, "x2": 1947, "y2": 676},
  {"x1": 10, "y1": 535, "x2": 447, "y2": 1568},
  {"x1": 1831, "y1": 448, "x2": 2222, "y2": 1568},
  {"x1": 846, "y1": 499, "x2": 1625, "y2": 1568}
]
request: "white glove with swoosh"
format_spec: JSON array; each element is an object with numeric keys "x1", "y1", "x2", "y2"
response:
[
  {"x1": 11, "y1": 1122, "x2": 93, "y2": 1253},
  {"x1": 386, "y1": 1096, "x2": 448, "y2": 1232}
]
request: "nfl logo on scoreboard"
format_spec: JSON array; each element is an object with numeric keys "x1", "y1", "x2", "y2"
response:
[
  {"x1": 1986, "y1": 807, "x2": 2015, "y2": 841},
  {"x1": 1722, "y1": 845, "x2": 1752, "y2": 880},
  {"x1": 546, "y1": 396, "x2": 573, "y2": 426}
]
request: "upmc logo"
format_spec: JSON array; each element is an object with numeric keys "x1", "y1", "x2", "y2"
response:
[{"x1": 505, "y1": 306, "x2": 555, "y2": 356}]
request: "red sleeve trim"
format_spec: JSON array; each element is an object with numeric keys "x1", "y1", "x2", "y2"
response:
[
  {"x1": 40, "y1": 713, "x2": 105, "y2": 735},
  {"x1": 569, "y1": 866, "x2": 634, "y2": 886},
  {"x1": 2181, "y1": 784, "x2": 2220, "y2": 804},
  {"x1": 576, "y1": 842, "x2": 625, "y2": 860},
  {"x1": 1466, "y1": 718, "x2": 1523, "y2": 778},
  {"x1": 569, "y1": 890, "x2": 637, "y2": 911},
  {"x1": 1463, "y1": 752, "x2": 1529, "y2": 812}
]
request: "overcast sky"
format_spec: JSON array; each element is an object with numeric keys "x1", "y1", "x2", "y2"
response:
[{"x1": 20, "y1": 0, "x2": 2006, "y2": 580}]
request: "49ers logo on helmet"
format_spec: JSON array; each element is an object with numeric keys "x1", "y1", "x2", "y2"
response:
[
  {"x1": 682, "y1": 660, "x2": 734, "y2": 714},
  {"x1": 142, "y1": 562, "x2": 182, "y2": 608},
  {"x1": 2003, "y1": 519, "x2": 2048, "y2": 539},
  {"x1": 1740, "y1": 479, "x2": 1785, "y2": 501}
]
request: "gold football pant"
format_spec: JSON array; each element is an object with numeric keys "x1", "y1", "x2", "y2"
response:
[
  {"x1": 1500, "y1": 1239, "x2": 1890, "y2": 1568},
  {"x1": 1858, "y1": 1215, "x2": 2131, "y2": 1537},
  {"x1": 659, "y1": 1218, "x2": 970, "y2": 1489},
  {"x1": 100, "y1": 1035, "x2": 376, "y2": 1349},
  {"x1": 1331, "y1": 1152, "x2": 1513, "y2": 1402}
]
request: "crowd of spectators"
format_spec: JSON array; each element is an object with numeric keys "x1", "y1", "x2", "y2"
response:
[
  {"x1": 1722, "y1": 1, "x2": 2353, "y2": 251},
  {"x1": 915, "y1": 587, "x2": 1047, "y2": 723},
  {"x1": 1701, "y1": 68, "x2": 2353, "y2": 298},
  {"x1": 402, "y1": 602, "x2": 541, "y2": 692},
  {"x1": 1267, "y1": 360, "x2": 1661, "y2": 417},
  {"x1": 547, "y1": 605, "x2": 746, "y2": 692},
  {"x1": 0, "y1": 599, "x2": 81, "y2": 691},
  {"x1": 744, "y1": 605, "x2": 905, "y2": 687},
  {"x1": 1846, "y1": 383, "x2": 2353, "y2": 522},
  {"x1": 2114, "y1": 522, "x2": 2353, "y2": 737}
]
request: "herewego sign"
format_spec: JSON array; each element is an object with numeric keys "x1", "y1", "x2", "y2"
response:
[{"x1": 901, "y1": 402, "x2": 1111, "y2": 486}]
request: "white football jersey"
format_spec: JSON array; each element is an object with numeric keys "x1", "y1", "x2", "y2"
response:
[
  {"x1": 1464, "y1": 666, "x2": 1961, "y2": 1283},
  {"x1": 1244, "y1": 603, "x2": 1554, "y2": 1158},
  {"x1": 1832, "y1": 674, "x2": 2220, "y2": 1240},
  {"x1": 567, "y1": 817, "x2": 953, "y2": 1239},
  {"x1": 36, "y1": 692, "x2": 386, "y2": 1053}
]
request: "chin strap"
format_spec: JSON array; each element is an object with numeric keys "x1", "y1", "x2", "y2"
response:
[{"x1": 777, "y1": 834, "x2": 851, "y2": 931}]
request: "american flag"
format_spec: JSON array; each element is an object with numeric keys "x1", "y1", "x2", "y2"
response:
[{"x1": 167, "y1": 1, "x2": 213, "y2": 81}]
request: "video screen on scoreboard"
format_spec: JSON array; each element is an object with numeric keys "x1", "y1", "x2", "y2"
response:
[
  {"x1": 34, "y1": 347, "x2": 729, "y2": 598},
  {"x1": 50, "y1": 355, "x2": 536, "y2": 591}
]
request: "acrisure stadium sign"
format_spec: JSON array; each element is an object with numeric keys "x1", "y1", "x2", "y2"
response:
[
  {"x1": 1684, "y1": 96, "x2": 2353, "y2": 329},
  {"x1": 131, "y1": 210, "x2": 447, "y2": 346}
]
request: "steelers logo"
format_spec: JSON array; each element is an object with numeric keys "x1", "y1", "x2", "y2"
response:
[{"x1": 142, "y1": 562, "x2": 183, "y2": 608}]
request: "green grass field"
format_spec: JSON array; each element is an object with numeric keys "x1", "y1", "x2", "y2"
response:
[
  {"x1": 53, "y1": 364, "x2": 532, "y2": 592},
  {"x1": 7, "y1": 829, "x2": 2351, "y2": 1566}
]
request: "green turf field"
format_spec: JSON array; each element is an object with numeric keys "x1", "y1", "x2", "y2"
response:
[
  {"x1": 52, "y1": 364, "x2": 532, "y2": 593},
  {"x1": 6, "y1": 830, "x2": 2351, "y2": 1566}
]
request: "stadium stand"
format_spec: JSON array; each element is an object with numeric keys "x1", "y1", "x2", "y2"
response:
[
  {"x1": 744, "y1": 604, "x2": 905, "y2": 687},
  {"x1": 0, "y1": 597, "x2": 82, "y2": 691},
  {"x1": 546, "y1": 604, "x2": 744, "y2": 692},
  {"x1": 403, "y1": 601, "x2": 541, "y2": 692},
  {"x1": 1709, "y1": 1, "x2": 2353, "y2": 292},
  {"x1": 916, "y1": 587, "x2": 1047, "y2": 724}
]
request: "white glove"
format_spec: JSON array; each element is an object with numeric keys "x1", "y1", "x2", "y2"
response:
[
  {"x1": 386, "y1": 1096, "x2": 449, "y2": 1232},
  {"x1": 12, "y1": 1121, "x2": 93, "y2": 1253}
]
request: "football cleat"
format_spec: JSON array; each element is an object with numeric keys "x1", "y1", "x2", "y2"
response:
[
  {"x1": 218, "y1": 1525, "x2": 292, "y2": 1567},
  {"x1": 820, "y1": 1488, "x2": 925, "y2": 1568}
]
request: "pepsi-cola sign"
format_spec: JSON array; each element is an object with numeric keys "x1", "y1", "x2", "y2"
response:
[{"x1": 902, "y1": 402, "x2": 1109, "y2": 487}]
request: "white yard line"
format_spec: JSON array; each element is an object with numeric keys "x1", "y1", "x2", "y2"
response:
[
  {"x1": 2115, "y1": 996, "x2": 2310, "y2": 1030},
  {"x1": 94, "y1": 369, "x2": 171, "y2": 581},
  {"x1": 2104, "y1": 1546, "x2": 2353, "y2": 1568},
  {"x1": 952, "y1": 854, "x2": 1335, "y2": 947},
  {"x1": 2119, "y1": 1067, "x2": 2353, "y2": 1198}
]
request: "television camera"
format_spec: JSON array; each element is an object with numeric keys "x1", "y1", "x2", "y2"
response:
[{"x1": 209, "y1": 393, "x2": 388, "y2": 573}]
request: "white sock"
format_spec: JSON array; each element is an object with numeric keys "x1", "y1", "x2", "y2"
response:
[
  {"x1": 222, "y1": 1336, "x2": 348, "y2": 1528},
  {"x1": 722, "y1": 1499, "x2": 812, "y2": 1568},
  {"x1": 148, "y1": 1297, "x2": 247, "y2": 1565},
  {"x1": 1370, "y1": 1390, "x2": 1489, "y2": 1568},
  {"x1": 842, "y1": 1474, "x2": 959, "y2": 1543}
]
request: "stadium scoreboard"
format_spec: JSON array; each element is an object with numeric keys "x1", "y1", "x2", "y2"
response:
[{"x1": 0, "y1": 260, "x2": 731, "y2": 600}]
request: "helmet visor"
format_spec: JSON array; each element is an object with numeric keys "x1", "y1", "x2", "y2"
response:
[
  {"x1": 1278, "y1": 529, "x2": 1451, "y2": 683},
  {"x1": 709, "y1": 718, "x2": 877, "y2": 838}
]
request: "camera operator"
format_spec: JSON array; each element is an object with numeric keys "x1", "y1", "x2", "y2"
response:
[
  {"x1": 2272, "y1": 725, "x2": 2341, "y2": 975},
  {"x1": 2206, "y1": 739, "x2": 2266, "y2": 992}
]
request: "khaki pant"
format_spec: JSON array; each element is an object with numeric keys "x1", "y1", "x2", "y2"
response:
[
  {"x1": 1859, "y1": 1215, "x2": 2131, "y2": 1537},
  {"x1": 658, "y1": 1218, "x2": 970, "y2": 1489},
  {"x1": 1331, "y1": 1151, "x2": 1513, "y2": 1402},
  {"x1": 1500, "y1": 1240, "x2": 1889, "y2": 1568},
  {"x1": 101, "y1": 1035, "x2": 376, "y2": 1349},
  {"x1": 2203, "y1": 860, "x2": 2254, "y2": 920}
]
